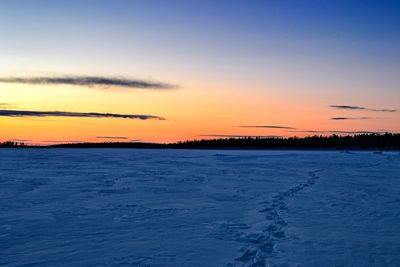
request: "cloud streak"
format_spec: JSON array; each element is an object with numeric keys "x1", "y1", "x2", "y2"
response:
[
  {"x1": 331, "y1": 117, "x2": 372, "y2": 120},
  {"x1": 291, "y1": 130, "x2": 387, "y2": 134},
  {"x1": 96, "y1": 136, "x2": 129, "y2": 139},
  {"x1": 330, "y1": 105, "x2": 397, "y2": 113},
  {"x1": 0, "y1": 109, "x2": 165, "y2": 120},
  {"x1": 0, "y1": 76, "x2": 176, "y2": 90},
  {"x1": 0, "y1": 103, "x2": 13, "y2": 107},
  {"x1": 239, "y1": 125, "x2": 296, "y2": 129},
  {"x1": 200, "y1": 134, "x2": 283, "y2": 138},
  {"x1": 42, "y1": 140, "x2": 84, "y2": 143}
]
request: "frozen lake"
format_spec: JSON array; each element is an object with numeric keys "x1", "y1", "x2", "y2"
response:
[{"x1": 1, "y1": 149, "x2": 399, "y2": 266}]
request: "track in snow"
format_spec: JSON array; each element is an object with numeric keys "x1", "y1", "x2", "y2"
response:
[{"x1": 231, "y1": 170, "x2": 323, "y2": 267}]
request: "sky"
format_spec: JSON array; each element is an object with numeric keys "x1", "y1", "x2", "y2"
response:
[{"x1": 0, "y1": 0, "x2": 399, "y2": 144}]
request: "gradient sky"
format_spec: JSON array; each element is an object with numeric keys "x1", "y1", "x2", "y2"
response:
[{"x1": 1, "y1": 0, "x2": 399, "y2": 144}]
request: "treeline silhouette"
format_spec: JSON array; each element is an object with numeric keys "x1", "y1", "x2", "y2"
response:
[
  {"x1": 0, "y1": 141, "x2": 27, "y2": 147},
  {"x1": 2, "y1": 133, "x2": 399, "y2": 150},
  {"x1": 47, "y1": 133, "x2": 400, "y2": 150}
]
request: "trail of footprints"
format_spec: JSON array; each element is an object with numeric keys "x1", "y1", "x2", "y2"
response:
[
  {"x1": 230, "y1": 170, "x2": 322, "y2": 267},
  {"x1": 231, "y1": 153, "x2": 398, "y2": 266}
]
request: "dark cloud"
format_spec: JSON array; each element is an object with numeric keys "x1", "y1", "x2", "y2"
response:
[
  {"x1": 0, "y1": 109, "x2": 165, "y2": 120},
  {"x1": 331, "y1": 117, "x2": 372, "y2": 120},
  {"x1": 0, "y1": 76, "x2": 176, "y2": 90},
  {"x1": 239, "y1": 125, "x2": 296, "y2": 129},
  {"x1": 200, "y1": 134, "x2": 283, "y2": 138},
  {"x1": 291, "y1": 130, "x2": 387, "y2": 134},
  {"x1": 330, "y1": 105, "x2": 397, "y2": 112},
  {"x1": 328, "y1": 130, "x2": 385, "y2": 134},
  {"x1": 331, "y1": 105, "x2": 367, "y2": 110},
  {"x1": 96, "y1": 136, "x2": 129, "y2": 140},
  {"x1": 42, "y1": 140, "x2": 83, "y2": 143}
]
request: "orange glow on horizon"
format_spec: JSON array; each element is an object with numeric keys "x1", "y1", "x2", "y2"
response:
[{"x1": 1, "y1": 81, "x2": 399, "y2": 145}]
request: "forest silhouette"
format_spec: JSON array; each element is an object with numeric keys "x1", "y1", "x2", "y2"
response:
[{"x1": 2, "y1": 133, "x2": 399, "y2": 150}]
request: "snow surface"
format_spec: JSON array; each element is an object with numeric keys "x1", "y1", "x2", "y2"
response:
[{"x1": 0, "y1": 149, "x2": 399, "y2": 266}]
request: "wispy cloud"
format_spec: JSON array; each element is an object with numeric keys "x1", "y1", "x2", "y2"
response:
[
  {"x1": 239, "y1": 125, "x2": 296, "y2": 129},
  {"x1": 200, "y1": 134, "x2": 283, "y2": 138},
  {"x1": 0, "y1": 75, "x2": 176, "y2": 90},
  {"x1": 0, "y1": 109, "x2": 165, "y2": 120},
  {"x1": 331, "y1": 117, "x2": 372, "y2": 120},
  {"x1": 330, "y1": 105, "x2": 397, "y2": 112},
  {"x1": 0, "y1": 103, "x2": 13, "y2": 107},
  {"x1": 42, "y1": 140, "x2": 84, "y2": 143},
  {"x1": 96, "y1": 136, "x2": 129, "y2": 140},
  {"x1": 291, "y1": 130, "x2": 387, "y2": 134}
]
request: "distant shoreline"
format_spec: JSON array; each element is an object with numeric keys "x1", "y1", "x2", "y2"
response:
[
  {"x1": 2, "y1": 133, "x2": 400, "y2": 151},
  {"x1": 4, "y1": 147, "x2": 399, "y2": 152}
]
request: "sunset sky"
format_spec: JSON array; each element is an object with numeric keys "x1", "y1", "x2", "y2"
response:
[{"x1": 1, "y1": 0, "x2": 399, "y2": 144}]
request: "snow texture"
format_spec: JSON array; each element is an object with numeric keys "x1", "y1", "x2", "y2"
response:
[{"x1": 0, "y1": 149, "x2": 399, "y2": 266}]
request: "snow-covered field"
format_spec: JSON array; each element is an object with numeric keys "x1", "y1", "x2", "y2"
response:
[{"x1": 1, "y1": 149, "x2": 399, "y2": 267}]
